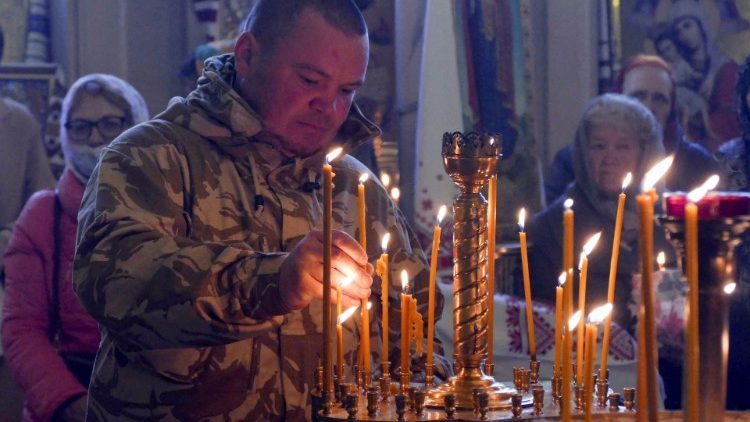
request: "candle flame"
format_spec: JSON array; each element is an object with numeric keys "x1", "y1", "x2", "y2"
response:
[
  {"x1": 558, "y1": 271, "x2": 567, "y2": 287},
  {"x1": 582, "y1": 232, "x2": 602, "y2": 256},
  {"x1": 564, "y1": 198, "x2": 574, "y2": 210},
  {"x1": 325, "y1": 147, "x2": 343, "y2": 163},
  {"x1": 366, "y1": 301, "x2": 372, "y2": 310},
  {"x1": 401, "y1": 270, "x2": 409, "y2": 292},
  {"x1": 568, "y1": 310, "x2": 583, "y2": 331},
  {"x1": 359, "y1": 173, "x2": 369, "y2": 184},
  {"x1": 724, "y1": 282, "x2": 737, "y2": 295},
  {"x1": 622, "y1": 172, "x2": 633, "y2": 191},
  {"x1": 380, "y1": 173, "x2": 391, "y2": 188},
  {"x1": 587, "y1": 303, "x2": 613, "y2": 324},
  {"x1": 381, "y1": 232, "x2": 391, "y2": 252},
  {"x1": 657, "y1": 251, "x2": 666, "y2": 271},
  {"x1": 390, "y1": 187, "x2": 401, "y2": 201},
  {"x1": 437, "y1": 205, "x2": 447, "y2": 225},
  {"x1": 338, "y1": 304, "x2": 359, "y2": 324},
  {"x1": 489, "y1": 137, "x2": 496, "y2": 145},
  {"x1": 518, "y1": 208, "x2": 526, "y2": 231},
  {"x1": 641, "y1": 155, "x2": 674, "y2": 192},
  {"x1": 687, "y1": 174, "x2": 720, "y2": 203}
]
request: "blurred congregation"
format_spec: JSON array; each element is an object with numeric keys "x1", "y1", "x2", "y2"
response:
[{"x1": 0, "y1": 0, "x2": 750, "y2": 420}]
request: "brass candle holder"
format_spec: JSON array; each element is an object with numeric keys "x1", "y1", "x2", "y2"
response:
[
  {"x1": 660, "y1": 215, "x2": 750, "y2": 421},
  {"x1": 423, "y1": 132, "x2": 514, "y2": 410}
]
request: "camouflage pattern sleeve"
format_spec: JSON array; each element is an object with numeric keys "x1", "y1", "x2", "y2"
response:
[{"x1": 74, "y1": 126, "x2": 286, "y2": 351}]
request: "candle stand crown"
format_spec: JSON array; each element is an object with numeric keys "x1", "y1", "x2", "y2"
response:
[{"x1": 421, "y1": 132, "x2": 515, "y2": 410}]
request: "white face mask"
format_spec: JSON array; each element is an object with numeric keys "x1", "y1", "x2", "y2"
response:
[{"x1": 68, "y1": 143, "x2": 106, "y2": 181}]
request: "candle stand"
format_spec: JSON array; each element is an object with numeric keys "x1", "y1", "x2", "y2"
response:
[{"x1": 659, "y1": 214, "x2": 750, "y2": 422}]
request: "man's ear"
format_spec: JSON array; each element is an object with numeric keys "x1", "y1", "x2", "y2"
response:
[{"x1": 234, "y1": 32, "x2": 260, "y2": 75}]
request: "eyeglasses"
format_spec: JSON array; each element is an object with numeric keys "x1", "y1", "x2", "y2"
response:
[{"x1": 64, "y1": 116, "x2": 129, "y2": 142}]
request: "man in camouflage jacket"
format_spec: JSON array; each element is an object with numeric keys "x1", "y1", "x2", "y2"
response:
[{"x1": 74, "y1": 1, "x2": 444, "y2": 420}]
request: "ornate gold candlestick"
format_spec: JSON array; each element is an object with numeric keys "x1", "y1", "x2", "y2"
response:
[{"x1": 424, "y1": 132, "x2": 514, "y2": 409}]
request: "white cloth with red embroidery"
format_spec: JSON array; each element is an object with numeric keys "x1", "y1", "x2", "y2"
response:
[{"x1": 435, "y1": 282, "x2": 638, "y2": 393}]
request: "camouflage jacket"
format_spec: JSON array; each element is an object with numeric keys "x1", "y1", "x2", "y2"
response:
[{"x1": 74, "y1": 54, "x2": 444, "y2": 421}]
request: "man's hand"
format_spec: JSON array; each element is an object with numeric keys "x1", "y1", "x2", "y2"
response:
[{"x1": 279, "y1": 230, "x2": 373, "y2": 311}]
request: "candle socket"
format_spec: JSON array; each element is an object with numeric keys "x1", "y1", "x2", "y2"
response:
[
  {"x1": 472, "y1": 388, "x2": 482, "y2": 414},
  {"x1": 609, "y1": 392, "x2": 621, "y2": 411},
  {"x1": 443, "y1": 393, "x2": 456, "y2": 419},
  {"x1": 414, "y1": 389, "x2": 427, "y2": 416},
  {"x1": 574, "y1": 385, "x2": 585, "y2": 410},
  {"x1": 520, "y1": 368, "x2": 531, "y2": 392},
  {"x1": 529, "y1": 360, "x2": 540, "y2": 384},
  {"x1": 425, "y1": 363, "x2": 435, "y2": 386},
  {"x1": 513, "y1": 367, "x2": 521, "y2": 390},
  {"x1": 532, "y1": 385, "x2": 545, "y2": 416},
  {"x1": 485, "y1": 361, "x2": 494, "y2": 376},
  {"x1": 511, "y1": 393, "x2": 523, "y2": 418},
  {"x1": 352, "y1": 364, "x2": 359, "y2": 387},
  {"x1": 623, "y1": 387, "x2": 635, "y2": 411},
  {"x1": 313, "y1": 365, "x2": 324, "y2": 397},
  {"x1": 394, "y1": 393, "x2": 407, "y2": 421},
  {"x1": 366, "y1": 386, "x2": 379, "y2": 416},
  {"x1": 400, "y1": 369, "x2": 410, "y2": 393},
  {"x1": 407, "y1": 386, "x2": 418, "y2": 410},
  {"x1": 379, "y1": 372, "x2": 391, "y2": 401},
  {"x1": 357, "y1": 368, "x2": 365, "y2": 389},
  {"x1": 596, "y1": 380, "x2": 609, "y2": 407},
  {"x1": 345, "y1": 393, "x2": 358, "y2": 421},
  {"x1": 362, "y1": 371, "x2": 372, "y2": 389},
  {"x1": 322, "y1": 389, "x2": 333, "y2": 415},
  {"x1": 477, "y1": 391, "x2": 490, "y2": 420}
]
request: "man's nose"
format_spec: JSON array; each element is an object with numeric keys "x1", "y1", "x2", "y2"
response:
[{"x1": 311, "y1": 91, "x2": 338, "y2": 114}]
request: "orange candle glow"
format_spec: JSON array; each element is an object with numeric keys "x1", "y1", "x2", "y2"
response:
[
  {"x1": 636, "y1": 156, "x2": 673, "y2": 422},
  {"x1": 337, "y1": 304, "x2": 359, "y2": 382},
  {"x1": 563, "y1": 310, "x2": 582, "y2": 422},
  {"x1": 555, "y1": 272, "x2": 566, "y2": 375},
  {"x1": 576, "y1": 232, "x2": 601, "y2": 384},
  {"x1": 427, "y1": 205, "x2": 447, "y2": 372},
  {"x1": 600, "y1": 172, "x2": 630, "y2": 381},
  {"x1": 400, "y1": 270, "x2": 411, "y2": 388},
  {"x1": 322, "y1": 147, "x2": 342, "y2": 397},
  {"x1": 584, "y1": 304, "x2": 612, "y2": 422},
  {"x1": 377, "y1": 233, "x2": 391, "y2": 366},
  {"x1": 487, "y1": 175, "x2": 498, "y2": 368},
  {"x1": 684, "y1": 174, "x2": 719, "y2": 422},
  {"x1": 518, "y1": 208, "x2": 537, "y2": 360}
]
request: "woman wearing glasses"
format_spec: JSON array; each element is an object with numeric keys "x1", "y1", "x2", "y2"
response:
[{"x1": 1, "y1": 74, "x2": 148, "y2": 421}]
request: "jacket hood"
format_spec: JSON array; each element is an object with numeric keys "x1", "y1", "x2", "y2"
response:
[{"x1": 156, "y1": 54, "x2": 380, "y2": 166}]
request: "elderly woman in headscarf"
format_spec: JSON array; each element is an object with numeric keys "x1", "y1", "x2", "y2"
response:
[
  {"x1": 529, "y1": 93, "x2": 670, "y2": 335},
  {"x1": 668, "y1": 0, "x2": 740, "y2": 149},
  {"x1": 1, "y1": 74, "x2": 148, "y2": 421}
]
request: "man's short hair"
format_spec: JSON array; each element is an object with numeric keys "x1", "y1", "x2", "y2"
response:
[{"x1": 242, "y1": 0, "x2": 367, "y2": 50}]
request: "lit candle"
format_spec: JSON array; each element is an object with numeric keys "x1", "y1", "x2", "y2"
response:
[
  {"x1": 684, "y1": 174, "x2": 719, "y2": 422},
  {"x1": 322, "y1": 147, "x2": 342, "y2": 397},
  {"x1": 337, "y1": 304, "x2": 359, "y2": 382},
  {"x1": 400, "y1": 270, "x2": 411, "y2": 389},
  {"x1": 427, "y1": 205, "x2": 447, "y2": 373},
  {"x1": 576, "y1": 232, "x2": 601, "y2": 384},
  {"x1": 555, "y1": 272, "x2": 566, "y2": 376},
  {"x1": 636, "y1": 156, "x2": 673, "y2": 422},
  {"x1": 518, "y1": 208, "x2": 537, "y2": 360},
  {"x1": 584, "y1": 304, "x2": 613, "y2": 422},
  {"x1": 600, "y1": 172, "x2": 631, "y2": 382},
  {"x1": 377, "y1": 233, "x2": 391, "y2": 367},
  {"x1": 563, "y1": 199, "x2": 575, "y2": 320},
  {"x1": 357, "y1": 173, "x2": 370, "y2": 375},
  {"x1": 563, "y1": 310, "x2": 582, "y2": 422},
  {"x1": 487, "y1": 174, "x2": 498, "y2": 370}
]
